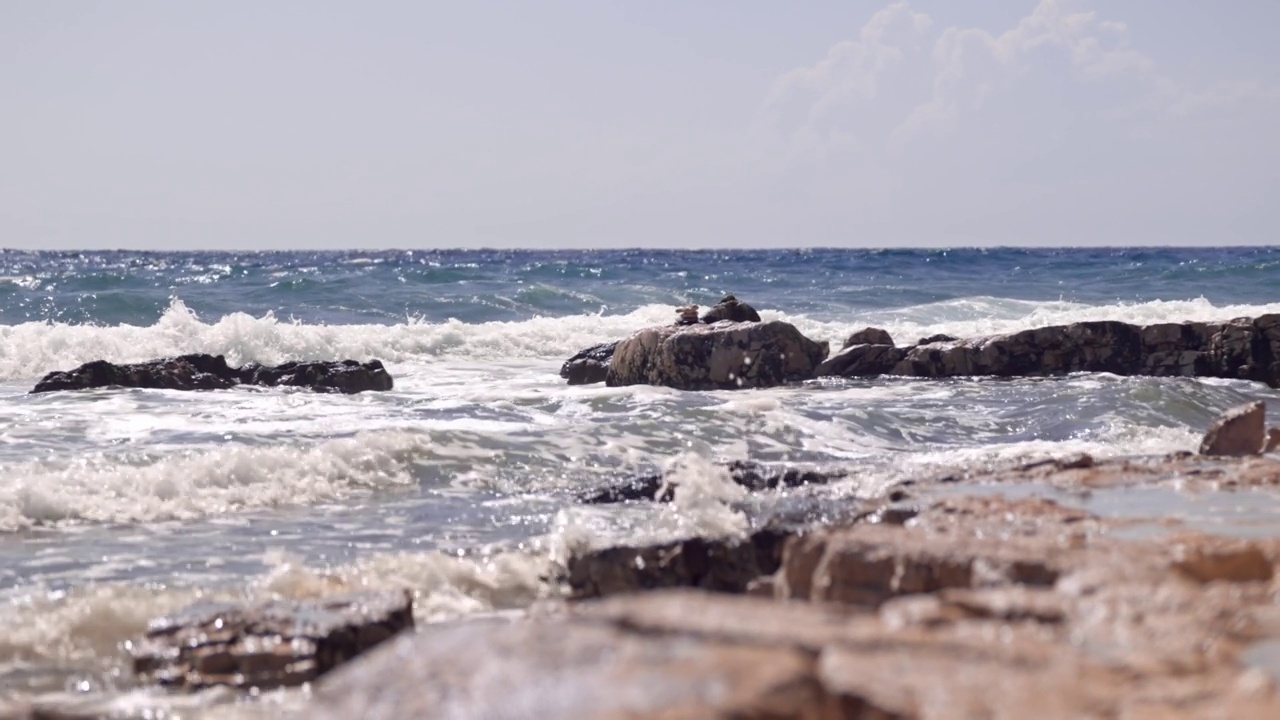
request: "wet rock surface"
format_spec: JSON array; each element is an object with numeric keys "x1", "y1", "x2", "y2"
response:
[
  {"x1": 559, "y1": 341, "x2": 618, "y2": 385},
  {"x1": 306, "y1": 490, "x2": 1280, "y2": 719},
  {"x1": 844, "y1": 326, "x2": 894, "y2": 347},
  {"x1": 129, "y1": 591, "x2": 413, "y2": 691},
  {"x1": 607, "y1": 319, "x2": 829, "y2": 390},
  {"x1": 31, "y1": 354, "x2": 394, "y2": 394},
  {"x1": 578, "y1": 460, "x2": 843, "y2": 504},
  {"x1": 820, "y1": 315, "x2": 1280, "y2": 386}
]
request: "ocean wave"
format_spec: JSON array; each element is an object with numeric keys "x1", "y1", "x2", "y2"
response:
[
  {"x1": 0, "y1": 431, "x2": 434, "y2": 531},
  {"x1": 2, "y1": 296, "x2": 1279, "y2": 383}
]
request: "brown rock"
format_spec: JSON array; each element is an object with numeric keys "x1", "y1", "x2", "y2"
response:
[
  {"x1": 1172, "y1": 538, "x2": 1275, "y2": 583},
  {"x1": 606, "y1": 320, "x2": 829, "y2": 390},
  {"x1": 1200, "y1": 401, "x2": 1267, "y2": 456},
  {"x1": 310, "y1": 615, "x2": 851, "y2": 720},
  {"x1": 129, "y1": 591, "x2": 413, "y2": 690},
  {"x1": 1268, "y1": 428, "x2": 1280, "y2": 453}
]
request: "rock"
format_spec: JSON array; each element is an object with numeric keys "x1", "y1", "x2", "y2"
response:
[
  {"x1": 822, "y1": 315, "x2": 1280, "y2": 387},
  {"x1": 699, "y1": 294, "x2": 762, "y2": 324},
  {"x1": 915, "y1": 333, "x2": 959, "y2": 345},
  {"x1": 1269, "y1": 428, "x2": 1280, "y2": 453},
  {"x1": 578, "y1": 460, "x2": 843, "y2": 504},
  {"x1": 844, "y1": 327, "x2": 894, "y2": 347},
  {"x1": 309, "y1": 602, "x2": 849, "y2": 720},
  {"x1": 566, "y1": 528, "x2": 791, "y2": 599},
  {"x1": 815, "y1": 343, "x2": 905, "y2": 378},
  {"x1": 1200, "y1": 401, "x2": 1267, "y2": 457},
  {"x1": 239, "y1": 359, "x2": 394, "y2": 393},
  {"x1": 676, "y1": 305, "x2": 701, "y2": 326},
  {"x1": 31, "y1": 355, "x2": 393, "y2": 394},
  {"x1": 606, "y1": 320, "x2": 828, "y2": 390},
  {"x1": 559, "y1": 341, "x2": 618, "y2": 385},
  {"x1": 129, "y1": 591, "x2": 413, "y2": 690}
]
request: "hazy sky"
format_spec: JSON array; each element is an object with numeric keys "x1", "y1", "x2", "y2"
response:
[{"x1": 3, "y1": 1, "x2": 1278, "y2": 250}]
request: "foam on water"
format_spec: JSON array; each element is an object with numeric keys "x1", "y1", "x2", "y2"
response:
[
  {"x1": 0, "y1": 544, "x2": 558, "y2": 697},
  {"x1": 0, "y1": 431, "x2": 432, "y2": 531}
]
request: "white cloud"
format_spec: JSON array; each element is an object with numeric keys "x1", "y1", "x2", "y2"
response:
[{"x1": 767, "y1": 0, "x2": 1269, "y2": 152}]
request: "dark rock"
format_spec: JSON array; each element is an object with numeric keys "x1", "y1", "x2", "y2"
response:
[
  {"x1": 607, "y1": 320, "x2": 828, "y2": 390},
  {"x1": 844, "y1": 327, "x2": 894, "y2": 347},
  {"x1": 566, "y1": 528, "x2": 792, "y2": 599},
  {"x1": 700, "y1": 294, "x2": 762, "y2": 324},
  {"x1": 578, "y1": 460, "x2": 843, "y2": 504},
  {"x1": 915, "y1": 333, "x2": 959, "y2": 345},
  {"x1": 823, "y1": 315, "x2": 1280, "y2": 388},
  {"x1": 129, "y1": 591, "x2": 414, "y2": 691},
  {"x1": 816, "y1": 343, "x2": 906, "y2": 378},
  {"x1": 559, "y1": 341, "x2": 618, "y2": 385},
  {"x1": 1200, "y1": 401, "x2": 1267, "y2": 457},
  {"x1": 31, "y1": 355, "x2": 393, "y2": 394}
]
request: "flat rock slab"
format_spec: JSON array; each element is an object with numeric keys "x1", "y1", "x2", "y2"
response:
[
  {"x1": 31, "y1": 354, "x2": 393, "y2": 394},
  {"x1": 129, "y1": 591, "x2": 413, "y2": 691}
]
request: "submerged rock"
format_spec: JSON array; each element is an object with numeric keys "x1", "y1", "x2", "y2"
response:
[
  {"x1": 819, "y1": 315, "x2": 1280, "y2": 387},
  {"x1": 1200, "y1": 401, "x2": 1267, "y2": 457},
  {"x1": 30, "y1": 355, "x2": 393, "y2": 394},
  {"x1": 559, "y1": 341, "x2": 618, "y2": 385},
  {"x1": 579, "y1": 460, "x2": 842, "y2": 504},
  {"x1": 607, "y1": 320, "x2": 828, "y2": 390},
  {"x1": 129, "y1": 591, "x2": 413, "y2": 691},
  {"x1": 699, "y1": 294, "x2": 762, "y2": 324}
]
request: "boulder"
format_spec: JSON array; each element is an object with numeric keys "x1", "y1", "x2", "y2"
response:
[
  {"x1": 559, "y1": 341, "x2": 618, "y2": 386},
  {"x1": 578, "y1": 460, "x2": 842, "y2": 504},
  {"x1": 30, "y1": 355, "x2": 393, "y2": 394},
  {"x1": 129, "y1": 591, "x2": 413, "y2": 691},
  {"x1": 1200, "y1": 401, "x2": 1267, "y2": 457},
  {"x1": 815, "y1": 343, "x2": 905, "y2": 378},
  {"x1": 566, "y1": 528, "x2": 791, "y2": 599},
  {"x1": 699, "y1": 294, "x2": 761, "y2": 324},
  {"x1": 844, "y1": 327, "x2": 894, "y2": 348},
  {"x1": 606, "y1": 320, "x2": 828, "y2": 390}
]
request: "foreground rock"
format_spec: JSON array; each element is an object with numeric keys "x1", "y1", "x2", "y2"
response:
[
  {"x1": 31, "y1": 354, "x2": 394, "y2": 394},
  {"x1": 607, "y1": 320, "x2": 828, "y2": 390},
  {"x1": 129, "y1": 591, "x2": 413, "y2": 690},
  {"x1": 821, "y1": 315, "x2": 1280, "y2": 387},
  {"x1": 305, "y1": 493, "x2": 1280, "y2": 719},
  {"x1": 1201, "y1": 401, "x2": 1269, "y2": 456},
  {"x1": 578, "y1": 460, "x2": 843, "y2": 503}
]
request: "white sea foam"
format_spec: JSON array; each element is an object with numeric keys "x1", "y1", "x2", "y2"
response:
[
  {"x1": 0, "y1": 545, "x2": 556, "y2": 696},
  {"x1": 4, "y1": 296, "x2": 1280, "y2": 383},
  {"x1": 0, "y1": 431, "x2": 433, "y2": 531}
]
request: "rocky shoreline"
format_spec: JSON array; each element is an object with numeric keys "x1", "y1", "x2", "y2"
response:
[{"x1": 10, "y1": 404, "x2": 1280, "y2": 718}]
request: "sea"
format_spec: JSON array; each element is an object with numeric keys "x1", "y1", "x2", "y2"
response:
[{"x1": 3, "y1": 246, "x2": 1280, "y2": 712}]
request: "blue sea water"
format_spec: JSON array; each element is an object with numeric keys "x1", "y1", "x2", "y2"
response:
[{"x1": 3, "y1": 246, "x2": 1280, "y2": 705}]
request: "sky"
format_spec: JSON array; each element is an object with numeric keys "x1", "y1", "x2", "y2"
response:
[{"x1": 2, "y1": 0, "x2": 1278, "y2": 250}]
